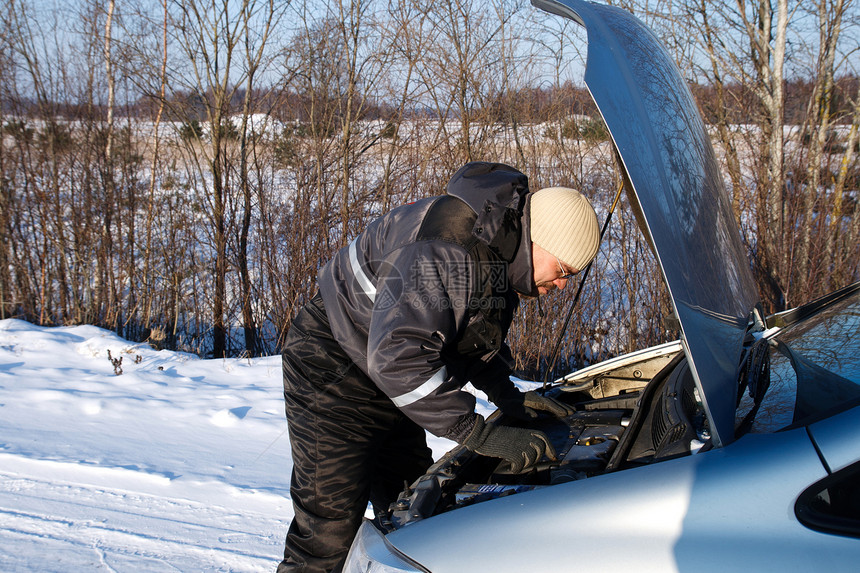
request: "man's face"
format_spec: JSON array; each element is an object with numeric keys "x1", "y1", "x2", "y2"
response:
[{"x1": 531, "y1": 243, "x2": 578, "y2": 296}]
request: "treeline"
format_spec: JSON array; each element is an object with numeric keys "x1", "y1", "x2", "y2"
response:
[
  {"x1": 8, "y1": 77, "x2": 860, "y2": 128},
  {"x1": 694, "y1": 76, "x2": 859, "y2": 127},
  {"x1": 1, "y1": 0, "x2": 858, "y2": 380}
]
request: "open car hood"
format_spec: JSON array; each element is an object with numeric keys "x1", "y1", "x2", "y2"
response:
[{"x1": 533, "y1": 0, "x2": 761, "y2": 447}]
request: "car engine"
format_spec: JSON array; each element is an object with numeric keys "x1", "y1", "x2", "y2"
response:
[{"x1": 383, "y1": 345, "x2": 711, "y2": 530}]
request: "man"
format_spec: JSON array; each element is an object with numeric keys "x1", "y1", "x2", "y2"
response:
[{"x1": 278, "y1": 162, "x2": 600, "y2": 573}]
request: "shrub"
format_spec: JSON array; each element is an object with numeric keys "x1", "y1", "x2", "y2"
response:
[{"x1": 178, "y1": 119, "x2": 203, "y2": 141}]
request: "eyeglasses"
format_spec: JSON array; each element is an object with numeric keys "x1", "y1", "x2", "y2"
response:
[{"x1": 556, "y1": 257, "x2": 577, "y2": 280}]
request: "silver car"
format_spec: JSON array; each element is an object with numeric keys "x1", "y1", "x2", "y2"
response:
[{"x1": 343, "y1": 0, "x2": 860, "y2": 571}]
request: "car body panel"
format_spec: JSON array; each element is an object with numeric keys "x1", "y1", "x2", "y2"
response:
[
  {"x1": 531, "y1": 0, "x2": 760, "y2": 447},
  {"x1": 558, "y1": 339, "x2": 681, "y2": 385},
  {"x1": 385, "y1": 427, "x2": 858, "y2": 572},
  {"x1": 809, "y1": 405, "x2": 860, "y2": 473}
]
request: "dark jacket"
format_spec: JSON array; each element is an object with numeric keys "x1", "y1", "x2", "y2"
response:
[{"x1": 317, "y1": 162, "x2": 535, "y2": 441}]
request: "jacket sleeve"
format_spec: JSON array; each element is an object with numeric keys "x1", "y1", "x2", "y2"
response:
[
  {"x1": 366, "y1": 240, "x2": 480, "y2": 441},
  {"x1": 467, "y1": 345, "x2": 524, "y2": 411}
]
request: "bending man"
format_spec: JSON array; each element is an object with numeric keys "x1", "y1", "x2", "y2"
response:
[{"x1": 278, "y1": 162, "x2": 600, "y2": 573}]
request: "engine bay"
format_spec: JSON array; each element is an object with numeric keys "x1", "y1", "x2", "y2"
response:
[{"x1": 383, "y1": 345, "x2": 711, "y2": 530}]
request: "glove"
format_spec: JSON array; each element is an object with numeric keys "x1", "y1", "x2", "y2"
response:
[
  {"x1": 463, "y1": 416, "x2": 557, "y2": 473},
  {"x1": 522, "y1": 390, "x2": 575, "y2": 419}
]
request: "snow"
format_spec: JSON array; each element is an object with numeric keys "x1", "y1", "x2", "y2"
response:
[{"x1": 0, "y1": 318, "x2": 489, "y2": 571}]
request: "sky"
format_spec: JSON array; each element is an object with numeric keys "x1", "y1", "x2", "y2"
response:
[{"x1": 0, "y1": 318, "x2": 492, "y2": 571}]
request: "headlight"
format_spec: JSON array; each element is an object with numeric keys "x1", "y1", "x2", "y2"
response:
[{"x1": 343, "y1": 520, "x2": 429, "y2": 573}]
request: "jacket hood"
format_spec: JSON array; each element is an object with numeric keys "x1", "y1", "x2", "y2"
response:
[{"x1": 446, "y1": 162, "x2": 536, "y2": 296}]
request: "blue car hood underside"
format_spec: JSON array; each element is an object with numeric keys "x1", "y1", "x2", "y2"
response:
[{"x1": 532, "y1": 0, "x2": 761, "y2": 447}]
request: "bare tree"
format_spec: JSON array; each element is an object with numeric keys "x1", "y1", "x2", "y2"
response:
[
  {"x1": 0, "y1": 9, "x2": 13, "y2": 319},
  {"x1": 734, "y1": 0, "x2": 792, "y2": 310},
  {"x1": 662, "y1": 0, "x2": 793, "y2": 310},
  {"x1": 169, "y1": 0, "x2": 277, "y2": 357},
  {"x1": 2, "y1": 0, "x2": 856, "y2": 375},
  {"x1": 235, "y1": 0, "x2": 281, "y2": 356},
  {"x1": 102, "y1": 0, "x2": 120, "y2": 330},
  {"x1": 794, "y1": 0, "x2": 848, "y2": 300},
  {"x1": 829, "y1": 79, "x2": 860, "y2": 289},
  {"x1": 684, "y1": 0, "x2": 746, "y2": 221},
  {"x1": 6, "y1": 0, "x2": 77, "y2": 324},
  {"x1": 421, "y1": 0, "x2": 511, "y2": 164},
  {"x1": 141, "y1": 0, "x2": 170, "y2": 335}
]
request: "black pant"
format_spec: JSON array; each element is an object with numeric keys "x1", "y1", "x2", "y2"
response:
[{"x1": 278, "y1": 294, "x2": 433, "y2": 573}]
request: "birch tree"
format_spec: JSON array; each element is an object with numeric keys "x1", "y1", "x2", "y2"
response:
[
  {"x1": 666, "y1": 0, "x2": 793, "y2": 310},
  {"x1": 794, "y1": 0, "x2": 849, "y2": 300},
  {"x1": 141, "y1": 0, "x2": 169, "y2": 334},
  {"x1": 102, "y1": 0, "x2": 120, "y2": 329},
  {"x1": 736, "y1": 0, "x2": 792, "y2": 310}
]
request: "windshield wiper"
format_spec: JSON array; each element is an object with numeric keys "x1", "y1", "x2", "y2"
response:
[{"x1": 735, "y1": 336, "x2": 772, "y2": 438}]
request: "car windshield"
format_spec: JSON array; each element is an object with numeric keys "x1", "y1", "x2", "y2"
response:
[{"x1": 737, "y1": 291, "x2": 860, "y2": 433}]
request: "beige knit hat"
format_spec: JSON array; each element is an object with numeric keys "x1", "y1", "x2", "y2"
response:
[{"x1": 530, "y1": 187, "x2": 600, "y2": 271}]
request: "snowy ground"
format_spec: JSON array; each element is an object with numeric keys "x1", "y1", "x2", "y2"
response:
[{"x1": 0, "y1": 318, "x2": 491, "y2": 571}]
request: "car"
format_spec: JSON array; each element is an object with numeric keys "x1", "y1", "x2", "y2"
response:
[{"x1": 342, "y1": 0, "x2": 860, "y2": 571}]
